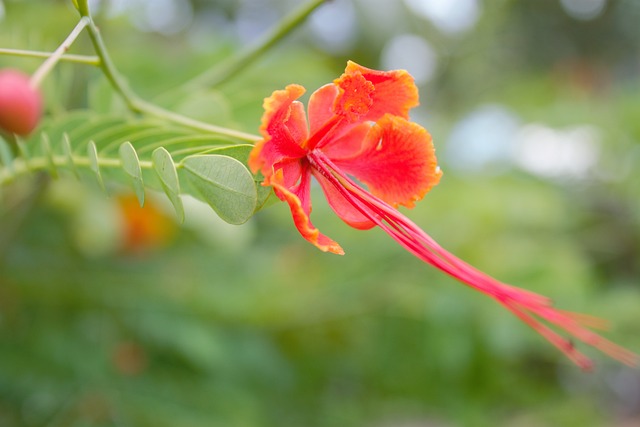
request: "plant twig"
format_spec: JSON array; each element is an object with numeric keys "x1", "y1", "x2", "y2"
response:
[
  {"x1": 132, "y1": 99, "x2": 260, "y2": 142},
  {"x1": 69, "y1": 0, "x2": 326, "y2": 142},
  {"x1": 80, "y1": 16, "x2": 140, "y2": 112},
  {"x1": 79, "y1": 15, "x2": 260, "y2": 143},
  {"x1": 29, "y1": 16, "x2": 90, "y2": 88},
  {"x1": 0, "y1": 48, "x2": 99, "y2": 65}
]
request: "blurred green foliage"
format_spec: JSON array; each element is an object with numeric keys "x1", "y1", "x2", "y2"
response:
[{"x1": 1, "y1": 0, "x2": 639, "y2": 426}]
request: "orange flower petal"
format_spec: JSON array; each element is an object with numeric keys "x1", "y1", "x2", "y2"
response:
[
  {"x1": 249, "y1": 85, "x2": 308, "y2": 177},
  {"x1": 269, "y1": 169, "x2": 344, "y2": 255},
  {"x1": 313, "y1": 169, "x2": 376, "y2": 230},
  {"x1": 334, "y1": 61, "x2": 419, "y2": 122},
  {"x1": 333, "y1": 71, "x2": 374, "y2": 122},
  {"x1": 333, "y1": 114, "x2": 442, "y2": 208},
  {"x1": 117, "y1": 193, "x2": 175, "y2": 253}
]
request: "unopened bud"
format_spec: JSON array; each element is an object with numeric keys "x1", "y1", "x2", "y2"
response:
[{"x1": 0, "y1": 69, "x2": 43, "y2": 136}]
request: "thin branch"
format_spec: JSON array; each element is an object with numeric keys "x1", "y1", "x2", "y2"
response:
[
  {"x1": 131, "y1": 100, "x2": 260, "y2": 143},
  {"x1": 185, "y1": 0, "x2": 327, "y2": 88},
  {"x1": 81, "y1": 16, "x2": 140, "y2": 112},
  {"x1": 0, "y1": 48, "x2": 99, "y2": 65},
  {"x1": 80, "y1": 16, "x2": 260, "y2": 143},
  {"x1": 30, "y1": 16, "x2": 90, "y2": 88}
]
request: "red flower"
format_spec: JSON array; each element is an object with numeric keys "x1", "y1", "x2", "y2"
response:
[{"x1": 249, "y1": 61, "x2": 636, "y2": 370}]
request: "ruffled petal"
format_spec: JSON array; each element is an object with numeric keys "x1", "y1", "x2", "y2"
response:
[
  {"x1": 249, "y1": 85, "x2": 309, "y2": 177},
  {"x1": 333, "y1": 71, "x2": 374, "y2": 122},
  {"x1": 312, "y1": 169, "x2": 376, "y2": 230},
  {"x1": 334, "y1": 61, "x2": 419, "y2": 122},
  {"x1": 333, "y1": 114, "x2": 442, "y2": 208},
  {"x1": 268, "y1": 167, "x2": 344, "y2": 255}
]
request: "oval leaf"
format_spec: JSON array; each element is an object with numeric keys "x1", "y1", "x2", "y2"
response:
[
  {"x1": 63, "y1": 133, "x2": 80, "y2": 179},
  {"x1": 40, "y1": 133, "x2": 58, "y2": 179},
  {"x1": 203, "y1": 145, "x2": 274, "y2": 213},
  {"x1": 181, "y1": 154, "x2": 257, "y2": 225},
  {"x1": 152, "y1": 147, "x2": 184, "y2": 222},
  {"x1": 16, "y1": 137, "x2": 32, "y2": 172},
  {"x1": 119, "y1": 141, "x2": 145, "y2": 206},
  {"x1": 87, "y1": 140, "x2": 106, "y2": 192},
  {"x1": 0, "y1": 135, "x2": 14, "y2": 173}
]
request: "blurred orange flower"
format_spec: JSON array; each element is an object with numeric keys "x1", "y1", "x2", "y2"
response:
[{"x1": 116, "y1": 193, "x2": 175, "y2": 254}]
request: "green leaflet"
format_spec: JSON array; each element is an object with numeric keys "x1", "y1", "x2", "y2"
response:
[
  {"x1": 0, "y1": 135, "x2": 14, "y2": 174},
  {"x1": 181, "y1": 155, "x2": 257, "y2": 225},
  {"x1": 202, "y1": 144, "x2": 274, "y2": 212},
  {"x1": 15, "y1": 140, "x2": 31, "y2": 171},
  {"x1": 62, "y1": 133, "x2": 80, "y2": 179},
  {"x1": 152, "y1": 147, "x2": 184, "y2": 222},
  {"x1": 87, "y1": 140, "x2": 106, "y2": 191},
  {"x1": 119, "y1": 141, "x2": 145, "y2": 206},
  {"x1": 37, "y1": 110, "x2": 94, "y2": 146},
  {"x1": 0, "y1": 111, "x2": 268, "y2": 225},
  {"x1": 69, "y1": 117, "x2": 126, "y2": 152},
  {"x1": 41, "y1": 134, "x2": 58, "y2": 179},
  {"x1": 91, "y1": 122, "x2": 158, "y2": 151},
  {"x1": 0, "y1": 136, "x2": 13, "y2": 202}
]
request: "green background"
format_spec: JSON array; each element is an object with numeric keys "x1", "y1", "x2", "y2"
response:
[{"x1": 1, "y1": 0, "x2": 639, "y2": 426}]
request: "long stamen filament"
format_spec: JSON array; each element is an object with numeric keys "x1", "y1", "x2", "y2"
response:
[
  {"x1": 307, "y1": 150, "x2": 638, "y2": 369},
  {"x1": 312, "y1": 151, "x2": 550, "y2": 304}
]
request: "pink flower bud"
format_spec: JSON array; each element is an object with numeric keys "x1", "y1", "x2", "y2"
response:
[{"x1": 0, "y1": 69, "x2": 43, "y2": 136}]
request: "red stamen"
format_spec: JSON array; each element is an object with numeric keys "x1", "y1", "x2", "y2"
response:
[
  {"x1": 307, "y1": 150, "x2": 638, "y2": 369},
  {"x1": 303, "y1": 115, "x2": 343, "y2": 151}
]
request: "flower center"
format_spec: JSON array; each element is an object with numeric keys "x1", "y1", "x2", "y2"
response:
[{"x1": 302, "y1": 114, "x2": 343, "y2": 151}]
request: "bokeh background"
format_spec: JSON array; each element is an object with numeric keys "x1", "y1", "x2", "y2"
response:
[{"x1": 1, "y1": 0, "x2": 640, "y2": 426}]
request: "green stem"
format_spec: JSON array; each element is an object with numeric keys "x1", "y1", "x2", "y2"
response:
[
  {"x1": 73, "y1": 0, "x2": 90, "y2": 17},
  {"x1": 185, "y1": 0, "x2": 327, "y2": 88},
  {"x1": 80, "y1": 15, "x2": 260, "y2": 143},
  {"x1": 0, "y1": 48, "x2": 99, "y2": 65},
  {"x1": 29, "y1": 17, "x2": 90, "y2": 88},
  {"x1": 0, "y1": 154, "x2": 153, "y2": 187},
  {"x1": 81, "y1": 16, "x2": 140, "y2": 112},
  {"x1": 132, "y1": 100, "x2": 260, "y2": 142},
  {"x1": 69, "y1": 0, "x2": 325, "y2": 142}
]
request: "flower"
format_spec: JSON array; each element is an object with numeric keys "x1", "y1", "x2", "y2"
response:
[
  {"x1": 0, "y1": 69, "x2": 42, "y2": 136},
  {"x1": 116, "y1": 193, "x2": 175, "y2": 254},
  {"x1": 249, "y1": 61, "x2": 636, "y2": 370}
]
